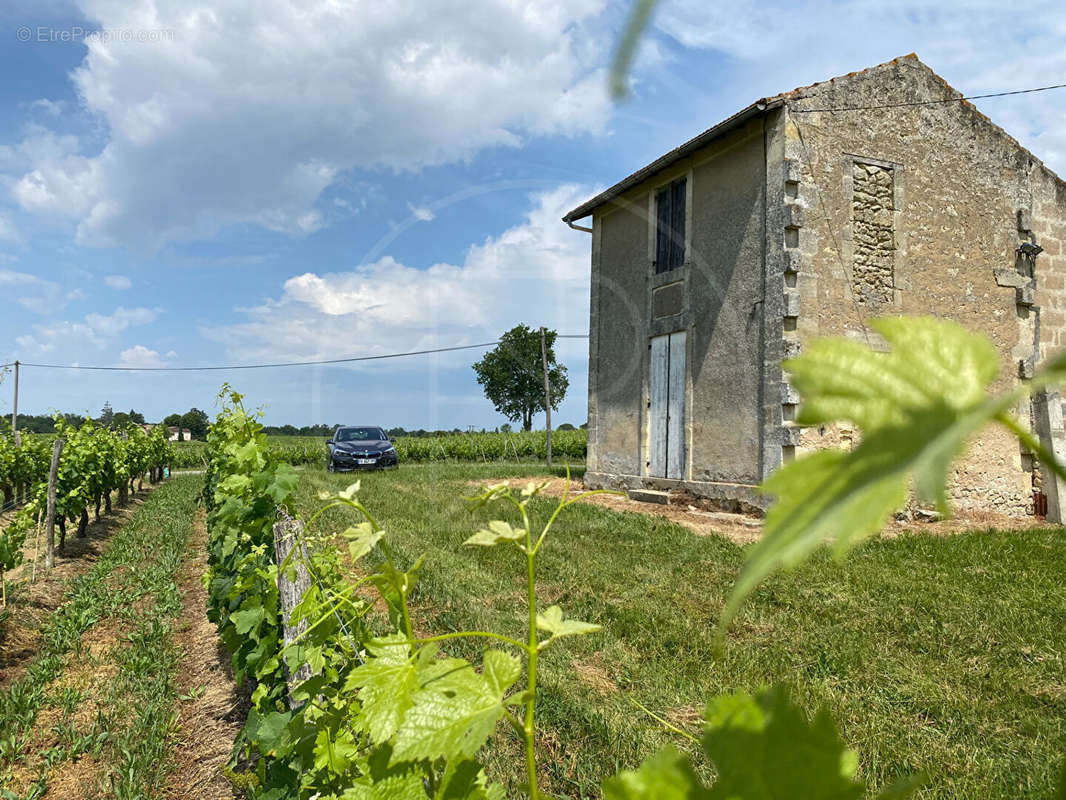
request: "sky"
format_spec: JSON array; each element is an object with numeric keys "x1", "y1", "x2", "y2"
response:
[{"x1": 0, "y1": 0, "x2": 1064, "y2": 430}]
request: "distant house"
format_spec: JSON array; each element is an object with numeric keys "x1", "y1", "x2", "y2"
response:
[
  {"x1": 167, "y1": 427, "x2": 192, "y2": 442},
  {"x1": 564, "y1": 54, "x2": 1066, "y2": 522}
]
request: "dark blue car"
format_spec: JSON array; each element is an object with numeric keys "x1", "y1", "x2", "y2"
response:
[{"x1": 326, "y1": 426, "x2": 399, "y2": 472}]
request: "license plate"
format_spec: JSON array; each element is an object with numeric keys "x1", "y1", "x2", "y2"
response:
[{"x1": 356, "y1": 458, "x2": 376, "y2": 465}]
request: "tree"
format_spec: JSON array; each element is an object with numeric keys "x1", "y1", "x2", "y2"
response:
[
  {"x1": 180, "y1": 408, "x2": 210, "y2": 440},
  {"x1": 127, "y1": 409, "x2": 145, "y2": 425},
  {"x1": 163, "y1": 413, "x2": 182, "y2": 428},
  {"x1": 99, "y1": 401, "x2": 114, "y2": 427},
  {"x1": 558, "y1": 423, "x2": 576, "y2": 431},
  {"x1": 472, "y1": 325, "x2": 568, "y2": 431}
]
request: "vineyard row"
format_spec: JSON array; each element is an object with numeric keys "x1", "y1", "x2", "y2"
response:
[{"x1": 170, "y1": 428, "x2": 587, "y2": 468}]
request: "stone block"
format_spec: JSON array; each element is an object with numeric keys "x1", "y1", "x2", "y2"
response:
[
  {"x1": 994, "y1": 268, "x2": 1029, "y2": 289},
  {"x1": 784, "y1": 289, "x2": 801, "y2": 318},
  {"x1": 781, "y1": 382, "x2": 801, "y2": 404},
  {"x1": 1017, "y1": 208, "x2": 1032, "y2": 232},
  {"x1": 1016, "y1": 284, "x2": 1035, "y2": 306},
  {"x1": 785, "y1": 203, "x2": 804, "y2": 228},
  {"x1": 784, "y1": 249, "x2": 803, "y2": 274},
  {"x1": 785, "y1": 158, "x2": 802, "y2": 183},
  {"x1": 781, "y1": 425, "x2": 803, "y2": 446}
]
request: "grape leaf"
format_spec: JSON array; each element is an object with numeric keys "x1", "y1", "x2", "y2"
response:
[
  {"x1": 341, "y1": 745, "x2": 428, "y2": 800},
  {"x1": 602, "y1": 746, "x2": 706, "y2": 800},
  {"x1": 536, "y1": 605, "x2": 601, "y2": 647},
  {"x1": 390, "y1": 651, "x2": 521, "y2": 765},
  {"x1": 435, "y1": 758, "x2": 507, "y2": 800},
  {"x1": 344, "y1": 634, "x2": 418, "y2": 743},
  {"x1": 464, "y1": 520, "x2": 525, "y2": 547},
  {"x1": 341, "y1": 522, "x2": 386, "y2": 562},
  {"x1": 703, "y1": 686, "x2": 863, "y2": 800}
]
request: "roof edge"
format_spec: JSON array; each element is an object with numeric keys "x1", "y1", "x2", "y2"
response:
[{"x1": 561, "y1": 97, "x2": 784, "y2": 223}]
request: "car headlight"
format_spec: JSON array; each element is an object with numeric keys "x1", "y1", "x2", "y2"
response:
[{"x1": 383, "y1": 445, "x2": 396, "y2": 453}]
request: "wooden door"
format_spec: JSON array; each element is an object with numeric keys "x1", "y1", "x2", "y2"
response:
[{"x1": 649, "y1": 331, "x2": 686, "y2": 479}]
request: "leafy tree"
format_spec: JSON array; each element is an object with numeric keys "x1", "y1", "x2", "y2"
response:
[
  {"x1": 473, "y1": 325, "x2": 568, "y2": 431},
  {"x1": 558, "y1": 422, "x2": 576, "y2": 431},
  {"x1": 163, "y1": 413, "x2": 183, "y2": 428},
  {"x1": 98, "y1": 401, "x2": 114, "y2": 427},
  {"x1": 181, "y1": 408, "x2": 210, "y2": 440}
]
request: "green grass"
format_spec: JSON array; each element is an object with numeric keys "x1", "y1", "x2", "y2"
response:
[
  {"x1": 292, "y1": 463, "x2": 1066, "y2": 799},
  {"x1": 0, "y1": 476, "x2": 200, "y2": 799}
]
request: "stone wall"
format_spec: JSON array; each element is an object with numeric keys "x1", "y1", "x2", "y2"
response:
[
  {"x1": 777, "y1": 55, "x2": 1066, "y2": 517},
  {"x1": 851, "y1": 162, "x2": 896, "y2": 306}
]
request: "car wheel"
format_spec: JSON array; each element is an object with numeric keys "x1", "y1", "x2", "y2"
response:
[{"x1": 327, "y1": 459, "x2": 335, "y2": 473}]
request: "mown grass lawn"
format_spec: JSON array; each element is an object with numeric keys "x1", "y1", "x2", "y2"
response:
[{"x1": 293, "y1": 463, "x2": 1066, "y2": 799}]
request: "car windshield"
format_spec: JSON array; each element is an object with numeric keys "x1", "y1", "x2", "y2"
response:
[{"x1": 337, "y1": 428, "x2": 384, "y2": 442}]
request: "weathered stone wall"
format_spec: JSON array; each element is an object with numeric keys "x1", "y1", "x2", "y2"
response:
[
  {"x1": 585, "y1": 118, "x2": 768, "y2": 502},
  {"x1": 778, "y1": 54, "x2": 1066, "y2": 516},
  {"x1": 851, "y1": 162, "x2": 896, "y2": 306}
]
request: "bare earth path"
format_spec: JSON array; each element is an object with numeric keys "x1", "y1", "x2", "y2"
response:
[{"x1": 163, "y1": 508, "x2": 243, "y2": 799}]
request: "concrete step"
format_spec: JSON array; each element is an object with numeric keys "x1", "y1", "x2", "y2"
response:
[{"x1": 627, "y1": 488, "x2": 671, "y2": 505}]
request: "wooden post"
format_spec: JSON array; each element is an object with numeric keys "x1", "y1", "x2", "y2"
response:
[
  {"x1": 44, "y1": 438, "x2": 63, "y2": 570},
  {"x1": 11, "y1": 360, "x2": 19, "y2": 448},
  {"x1": 540, "y1": 327, "x2": 552, "y2": 468},
  {"x1": 273, "y1": 510, "x2": 313, "y2": 703}
]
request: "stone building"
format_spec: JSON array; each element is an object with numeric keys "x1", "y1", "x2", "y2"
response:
[{"x1": 563, "y1": 54, "x2": 1066, "y2": 522}]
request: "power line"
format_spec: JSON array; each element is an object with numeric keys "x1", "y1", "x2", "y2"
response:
[
  {"x1": 8, "y1": 335, "x2": 590, "y2": 373},
  {"x1": 791, "y1": 82, "x2": 1066, "y2": 113}
]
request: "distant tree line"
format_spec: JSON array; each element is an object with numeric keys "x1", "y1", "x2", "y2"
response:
[{"x1": 257, "y1": 423, "x2": 587, "y2": 438}]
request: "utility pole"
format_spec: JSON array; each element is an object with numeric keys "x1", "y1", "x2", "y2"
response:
[
  {"x1": 540, "y1": 327, "x2": 552, "y2": 468},
  {"x1": 11, "y1": 360, "x2": 19, "y2": 447}
]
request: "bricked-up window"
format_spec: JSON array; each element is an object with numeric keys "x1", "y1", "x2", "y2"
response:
[{"x1": 655, "y1": 178, "x2": 686, "y2": 273}]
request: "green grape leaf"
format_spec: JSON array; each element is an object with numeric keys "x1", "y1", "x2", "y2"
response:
[
  {"x1": 435, "y1": 758, "x2": 507, "y2": 800},
  {"x1": 703, "y1": 686, "x2": 864, "y2": 800},
  {"x1": 249, "y1": 709, "x2": 293, "y2": 757},
  {"x1": 231, "y1": 604, "x2": 265, "y2": 635},
  {"x1": 481, "y1": 649, "x2": 522, "y2": 697},
  {"x1": 464, "y1": 519, "x2": 525, "y2": 547},
  {"x1": 390, "y1": 652, "x2": 519, "y2": 765},
  {"x1": 602, "y1": 746, "x2": 705, "y2": 800},
  {"x1": 344, "y1": 634, "x2": 417, "y2": 743},
  {"x1": 788, "y1": 317, "x2": 999, "y2": 431},
  {"x1": 266, "y1": 462, "x2": 299, "y2": 503},
  {"x1": 536, "y1": 605, "x2": 601, "y2": 647},
  {"x1": 341, "y1": 522, "x2": 385, "y2": 562},
  {"x1": 341, "y1": 745, "x2": 428, "y2": 800},
  {"x1": 719, "y1": 317, "x2": 1015, "y2": 637}
]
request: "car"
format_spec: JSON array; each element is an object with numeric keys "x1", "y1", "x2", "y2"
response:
[{"x1": 326, "y1": 426, "x2": 399, "y2": 472}]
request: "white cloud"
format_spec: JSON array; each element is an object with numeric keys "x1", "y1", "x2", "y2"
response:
[
  {"x1": 653, "y1": 0, "x2": 1066, "y2": 173},
  {"x1": 407, "y1": 203, "x2": 436, "y2": 222},
  {"x1": 0, "y1": 268, "x2": 74, "y2": 314},
  {"x1": 18, "y1": 306, "x2": 159, "y2": 354},
  {"x1": 104, "y1": 274, "x2": 132, "y2": 289},
  {"x1": 119, "y1": 344, "x2": 172, "y2": 368},
  {"x1": 202, "y1": 184, "x2": 594, "y2": 366},
  {"x1": 14, "y1": 0, "x2": 611, "y2": 249}
]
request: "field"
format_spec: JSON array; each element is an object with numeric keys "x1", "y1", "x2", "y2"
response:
[
  {"x1": 292, "y1": 463, "x2": 1066, "y2": 799},
  {"x1": 169, "y1": 429, "x2": 587, "y2": 468},
  {"x1": 1, "y1": 460, "x2": 1063, "y2": 798}
]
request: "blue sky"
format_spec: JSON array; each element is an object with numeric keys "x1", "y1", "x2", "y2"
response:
[{"x1": 0, "y1": 0, "x2": 1064, "y2": 429}]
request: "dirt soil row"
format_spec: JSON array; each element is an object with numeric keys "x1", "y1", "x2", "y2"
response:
[{"x1": 164, "y1": 509, "x2": 244, "y2": 800}]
